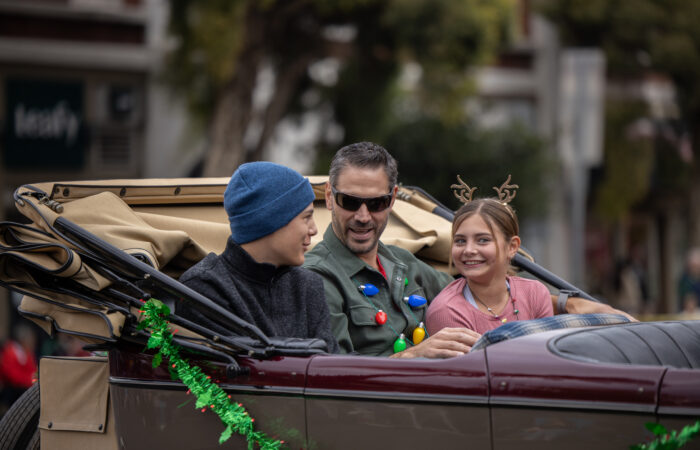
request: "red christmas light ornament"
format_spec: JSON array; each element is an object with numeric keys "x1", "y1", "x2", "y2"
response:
[{"x1": 375, "y1": 310, "x2": 387, "y2": 325}]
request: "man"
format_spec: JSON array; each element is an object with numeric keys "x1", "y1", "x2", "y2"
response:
[
  {"x1": 304, "y1": 142, "x2": 632, "y2": 358},
  {"x1": 179, "y1": 161, "x2": 339, "y2": 353},
  {"x1": 304, "y1": 142, "x2": 480, "y2": 358}
]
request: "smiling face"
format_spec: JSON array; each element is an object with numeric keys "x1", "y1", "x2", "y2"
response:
[
  {"x1": 325, "y1": 165, "x2": 396, "y2": 264},
  {"x1": 264, "y1": 202, "x2": 317, "y2": 266},
  {"x1": 451, "y1": 213, "x2": 520, "y2": 285}
]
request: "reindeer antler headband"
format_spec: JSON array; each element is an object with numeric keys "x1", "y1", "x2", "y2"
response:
[
  {"x1": 450, "y1": 175, "x2": 477, "y2": 204},
  {"x1": 450, "y1": 174, "x2": 519, "y2": 206}
]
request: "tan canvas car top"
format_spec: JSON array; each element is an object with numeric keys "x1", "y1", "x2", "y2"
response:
[
  {"x1": 2, "y1": 177, "x2": 453, "y2": 344},
  {"x1": 13, "y1": 177, "x2": 453, "y2": 271}
]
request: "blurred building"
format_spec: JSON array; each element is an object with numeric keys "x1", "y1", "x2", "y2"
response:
[
  {"x1": 471, "y1": 1, "x2": 688, "y2": 313},
  {"x1": 468, "y1": 3, "x2": 605, "y2": 294},
  {"x1": 0, "y1": 0, "x2": 200, "y2": 338}
]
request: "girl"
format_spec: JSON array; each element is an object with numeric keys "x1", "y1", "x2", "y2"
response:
[{"x1": 426, "y1": 196, "x2": 553, "y2": 335}]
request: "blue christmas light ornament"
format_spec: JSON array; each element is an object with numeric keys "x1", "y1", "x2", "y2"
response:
[
  {"x1": 358, "y1": 284, "x2": 379, "y2": 296},
  {"x1": 403, "y1": 295, "x2": 427, "y2": 308}
]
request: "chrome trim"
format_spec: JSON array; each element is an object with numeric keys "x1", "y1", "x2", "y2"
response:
[
  {"x1": 110, "y1": 377, "x2": 661, "y2": 413},
  {"x1": 657, "y1": 406, "x2": 700, "y2": 416},
  {"x1": 490, "y1": 396, "x2": 656, "y2": 413},
  {"x1": 109, "y1": 376, "x2": 305, "y2": 395},
  {"x1": 304, "y1": 388, "x2": 489, "y2": 405}
]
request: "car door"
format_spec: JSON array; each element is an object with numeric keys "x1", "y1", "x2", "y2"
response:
[
  {"x1": 305, "y1": 352, "x2": 490, "y2": 449},
  {"x1": 109, "y1": 349, "x2": 311, "y2": 449},
  {"x1": 486, "y1": 330, "x2": 663, "y2": 450}
]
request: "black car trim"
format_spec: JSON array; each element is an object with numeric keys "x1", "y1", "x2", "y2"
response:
[
  {"x1": 303, "y1": 388, "x2": 489, "y2": 405},
  {"x1": 490, "y1": 396, "x2": 656, "y2": 413},
  {"x1": 111, "y1": 378, "x2": 659, "y2": 413},
  {"x1": 110, "y1": 376, "x2": 306, "y2": 395}
]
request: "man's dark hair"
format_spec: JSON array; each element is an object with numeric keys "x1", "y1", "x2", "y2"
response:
[{"x1": 329, "y1": 142, "x2": 398, "y2": 191}]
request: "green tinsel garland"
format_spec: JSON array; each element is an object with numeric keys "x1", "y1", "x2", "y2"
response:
[
  {"x1": 138, "y1": 299, "x2": 285, "y2": 449},
  {"x1": 631, "y1": 421, "x2": 700, "y2": 450}
]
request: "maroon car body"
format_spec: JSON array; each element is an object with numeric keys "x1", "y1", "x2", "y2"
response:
[{"x1": 108, "y1": 323, "x2": 700, "y2": 449}]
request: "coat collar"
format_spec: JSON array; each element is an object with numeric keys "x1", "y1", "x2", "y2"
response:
[
  {"x1": 320, "y1": 224, "x2": 399, "y2": 278},
  {"x1": 221, "y1": 237, "x2": 289, "y2": 281}
]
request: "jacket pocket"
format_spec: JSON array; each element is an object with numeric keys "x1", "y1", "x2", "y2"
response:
[{"x1": 347, "y1": 304, "x2": 379, "y2": 326}]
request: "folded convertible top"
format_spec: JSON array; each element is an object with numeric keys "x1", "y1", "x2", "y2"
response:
[{"x1": 1, "y1": 178, "x2": 457, "y2": 357}]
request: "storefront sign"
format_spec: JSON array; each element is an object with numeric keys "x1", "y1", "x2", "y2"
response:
[{"x1": 4, "y1": 79, "x2": 85, "y2": 168}]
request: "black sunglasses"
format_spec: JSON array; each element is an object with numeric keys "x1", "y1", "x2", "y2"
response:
[{"x1": 331, "y1": 187, "x2": 393, "y2": 212}]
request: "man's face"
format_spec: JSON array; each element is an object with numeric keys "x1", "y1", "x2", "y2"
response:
[
  {"x1": 325, "y1": 165, "x2": 396, "y2": 257},
  {"x1": 265, "y1": 203, "x2": 317, "y2": 266}
]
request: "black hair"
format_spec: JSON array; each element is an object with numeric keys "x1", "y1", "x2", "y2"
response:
[{"x1": 329, "y1": 142, "x2": 398, "y2": 190}]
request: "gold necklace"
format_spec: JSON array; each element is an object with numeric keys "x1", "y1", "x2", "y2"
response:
[{"x1": 470, "y1": 284, "x2": 519, "y2": 323}]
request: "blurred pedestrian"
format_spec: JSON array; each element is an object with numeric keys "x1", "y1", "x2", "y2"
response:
[
  {"x1": 679, "y1": 247, "x2": 700, "y2": 315},
  {"x1": 614, "y1": 244, "x2": 649, "y2": 315},
  {"x1": 0, "y1": 324, "x2": 38, "y2": 415}
]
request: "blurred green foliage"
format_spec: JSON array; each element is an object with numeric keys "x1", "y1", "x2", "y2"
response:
[
  {"x1": 539, "y1": 0, "x2": 700, "y2": 163},
  {"x1": 166, "y1": 0, "x2": 555, "y2": 210},
  {"x1": 383, "y1": 119, "x2": 552, "y2": 218},
  {"x1": 540, "y1": 0, "x2": 699, "y2": 227},
  {"x1": 593, "y1": 101, "x2": 654, "y2": 221},
  {"x1": 167, "y1": 0, "x2": 514, "y2": 123}
]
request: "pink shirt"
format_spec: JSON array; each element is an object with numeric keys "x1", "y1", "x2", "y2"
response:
[{"x1": 426, "y1": 276, "x2": 553, "y2": 335}]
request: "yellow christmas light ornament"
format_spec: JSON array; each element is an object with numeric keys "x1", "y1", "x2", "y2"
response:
[{"x1": 413, "y1": 322, "x2": 426, "y2": 345}]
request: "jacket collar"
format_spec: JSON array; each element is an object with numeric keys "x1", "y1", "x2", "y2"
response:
[
  {"x1": 221, "y1": 237, "x2": 288, "y2": 281},
  {"x1": 321, "y1": 224, "x2": 398, "y2": 277}
]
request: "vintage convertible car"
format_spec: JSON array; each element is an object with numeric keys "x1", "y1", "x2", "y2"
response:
[{"x1": 0, "y1": 178, "x2": 698, "y2": 450}]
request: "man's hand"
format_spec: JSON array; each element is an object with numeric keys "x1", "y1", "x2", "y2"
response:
[
  {"x1": 390, "y1": 327, "x2": 481, "y2": 359},
  {"x1": 566, "y1": 297, "x2": 638, "y2": 322}
]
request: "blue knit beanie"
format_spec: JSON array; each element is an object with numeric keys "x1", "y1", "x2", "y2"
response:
[{"x1": 224, "y1": 162, "x2": 315, "y2": 244}]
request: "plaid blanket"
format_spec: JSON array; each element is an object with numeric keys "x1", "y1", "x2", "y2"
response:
[{"x1": 470, "y1": 313, "x2": 632, "y2": 351}]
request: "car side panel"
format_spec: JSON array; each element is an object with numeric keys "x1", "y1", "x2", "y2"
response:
[
  {"x1": 110, "y1": 384, "x2": 305, "y2": 449},
  {"x1": 657, "y1": 368, "x2": 700, "y2": 416},
  {"x1": 109, "y1": 349, "x2": 310, "y2": 448},
  {"x1": 657, "y1": 368, "x2": 700, "y2": 449},
  {"x1": 306, "y1": 398, "x2": 488, "y2": 449},
  {"x1": 491, "y1": 407, "x2": 655, "y2": 450},
  {"x1": 305, "y1": 353, "x2": 490, "y2": 449},
  {"x1": 486, "y1": 331, "x2": 665, "y2": 449}
]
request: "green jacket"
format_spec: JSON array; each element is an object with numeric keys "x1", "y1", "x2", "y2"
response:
[{"x1": 304, "y1": 225, "x2": 453, "y2": 356}]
